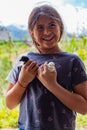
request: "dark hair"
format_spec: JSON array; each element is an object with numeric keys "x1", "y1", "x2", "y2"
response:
[{"x1": 28, "y1": 4, "x2": 64, "y2": 48}]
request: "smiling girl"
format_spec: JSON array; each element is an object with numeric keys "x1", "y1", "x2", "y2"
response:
[{"x1": 6, "y1": 4, "x2": 87, "y2": 130}]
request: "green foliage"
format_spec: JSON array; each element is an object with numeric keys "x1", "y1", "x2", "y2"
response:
[
  {"x1": 0, "y1": 41, "x2": 33, "y2": 128},
  {"x1": 76, "y1": 114, "x2": 87, "y2": 128},
  {"x1": 0, "y1": 97, "x2": 19, "y2": 128},
  {"x1": 0, "y1": 38, "x2": 87, "y2": 128},
  {"x1": 0, "y1": 107, "x2": 19, "y2": 128},
  {"x1": 60, "y1": 36, "x2": 87, "y2": 69},
  {"x1": 76, "y1": 49, "x2": 87, "y2": 60}
]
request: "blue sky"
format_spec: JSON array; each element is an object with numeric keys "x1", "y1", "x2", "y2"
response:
[
  {"x1": 0, "y1": 0, "x2": 87, "y2": 33},
  {"x1": 64, "y1": 0, "x2": 87, "y2": 8}
]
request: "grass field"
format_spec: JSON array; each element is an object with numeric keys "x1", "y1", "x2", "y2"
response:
[{"x1": 0, "y1": 38, "x2": 87, "y2": 129}]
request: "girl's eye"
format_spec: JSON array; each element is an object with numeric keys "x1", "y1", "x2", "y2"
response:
[
  {"x1": 49, "y1": 23, "x2": 56, "y2": 28},
  {"x1": 37, "y1": 25, "x2": 44, "y2": 31}
]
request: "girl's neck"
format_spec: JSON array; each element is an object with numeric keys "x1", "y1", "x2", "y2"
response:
[{"x1": 37, "y1": 47, "x2": 63, "y2": 54}]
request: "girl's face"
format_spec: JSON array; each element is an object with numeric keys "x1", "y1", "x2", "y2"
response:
[{"x1": 31, "y1": 15, "x2": 61, "y2": 53}]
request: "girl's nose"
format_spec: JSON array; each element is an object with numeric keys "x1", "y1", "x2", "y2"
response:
[{"x1": 44, "y1": 28, "x2": 50, "y2": 35}]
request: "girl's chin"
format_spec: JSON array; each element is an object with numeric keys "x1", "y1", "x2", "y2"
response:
[
  {"x1": 42, "y1": 45, "x2": 56, "y2": 51},
  {"x1": 43, "y1": 40, "x2": 55, "y2": 45}
]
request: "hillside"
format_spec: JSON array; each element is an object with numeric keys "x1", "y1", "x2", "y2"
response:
[{"x1": 0, "y1": 24, "x2": 31, "y2": 41}]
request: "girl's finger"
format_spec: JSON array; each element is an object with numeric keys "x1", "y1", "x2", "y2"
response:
[
  {"x1": 30, "y1": 65, "x2": 38, "y2": 73},
  {"x1": 24, "y1": 60, "x2": 32, "y2": 68},
  {"x1": 44, "y1": 62, "x2": 48, "y2": 72}
]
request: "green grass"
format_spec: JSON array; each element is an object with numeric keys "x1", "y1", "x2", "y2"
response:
[
  {"x1": 0, "y1": 38, "x2": 87, "y2": 128},
  {"x1": 0, "y1": 97, "x2": 19, "y2": 128},
  {"x1": 76, "y1": 114, "x2": 87, "y2": 128},
  {"x1": 0, "y1": 96, "x2": 87, "y2": 129}
]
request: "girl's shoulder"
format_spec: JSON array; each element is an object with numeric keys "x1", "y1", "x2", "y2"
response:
[{"x1": 62, "y1": 52, "x2": 81, "y2": 60}]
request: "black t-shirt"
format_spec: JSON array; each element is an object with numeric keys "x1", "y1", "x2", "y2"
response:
[{"x1": 7, "y1": 52, "x2": 87, "y2": 130}]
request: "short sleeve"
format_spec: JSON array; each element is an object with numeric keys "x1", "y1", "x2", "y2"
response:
[
  {"x1": 71, "y1": 56, "x2": 87, "y2": 87},
  {"x1": 6, "y1": 56, "x2": 21, "y2": 84},
  {"x1": 6, "y1": 52, "x2": 30, "y2": 84}
]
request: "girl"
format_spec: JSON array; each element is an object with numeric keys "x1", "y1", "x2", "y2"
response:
[{"x1": 6, "y1": 4, "x2": 87, "y2": 130}]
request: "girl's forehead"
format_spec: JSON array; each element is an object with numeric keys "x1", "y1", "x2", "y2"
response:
[
  {"x1": 36, "y1": 15, "x2": 55, "y2": 23},
  {"x1": 38, "y1": 15, "x2": 52, "y2": 19}
]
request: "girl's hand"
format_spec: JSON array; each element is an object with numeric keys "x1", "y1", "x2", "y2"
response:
[
  {"x1": 18, "y1": 60, "x2": 39, "y2": 87},
  {"x1": 37, "y1": 62, "x2": 57, "y2": 90}
]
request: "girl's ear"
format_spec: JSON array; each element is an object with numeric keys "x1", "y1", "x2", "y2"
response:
[
  {"x1": 29, "y1": 30, "x2": 35, "y2": 42},
  {"x1": 29, "y1": 30, "x2": 34, "y2": 37}
]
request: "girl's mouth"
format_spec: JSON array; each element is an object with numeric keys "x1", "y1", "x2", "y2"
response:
[{"x1": 42, "y1": 35, "x2": 54, "y2": 41}]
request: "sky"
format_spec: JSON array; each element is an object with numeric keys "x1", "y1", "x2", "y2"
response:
[{"x1": 0, "y1": 0, "x2": 87, "y2": 34}]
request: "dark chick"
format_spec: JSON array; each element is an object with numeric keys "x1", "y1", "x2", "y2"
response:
[{"x1": 20, "y1": 56, "x2": 29, "y2": 64}]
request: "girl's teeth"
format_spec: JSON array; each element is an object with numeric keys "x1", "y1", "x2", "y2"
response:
[{"x1": 43, "y1": 36, "x2": 53, "y2": 40}]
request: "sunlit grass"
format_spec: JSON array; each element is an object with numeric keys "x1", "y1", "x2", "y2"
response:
[{"x1": 0, "y1": 38, "x2": 87, "y2": 128}]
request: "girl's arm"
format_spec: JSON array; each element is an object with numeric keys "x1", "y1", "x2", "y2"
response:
[
  {"x1": 37, "y1": 62, "x2": 87, "y2": 114},
  {"x1": 49, "y1": 81, "x2": 87, "y2": 115},
  {"x1": 6, "y1": 82, "x2": 26, "y2": 109},
  {"x1": 6, "y1": 60, "x2": 38, "y2": 109}
]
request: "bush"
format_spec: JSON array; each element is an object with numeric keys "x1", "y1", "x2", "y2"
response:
[{"x1": 0, "y1": 97, "x2": 19, "y2": 128}]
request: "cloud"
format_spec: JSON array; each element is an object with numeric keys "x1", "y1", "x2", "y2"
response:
[
  {"x1": 0, "y1": 0, "x2": 87, "y2": 34},
  {"x1": 55, "y1": 4, "x2": 87, "y2": 34},
  {"x1": 58, "y1": 5, "x2": 78, "y2": 33}
]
